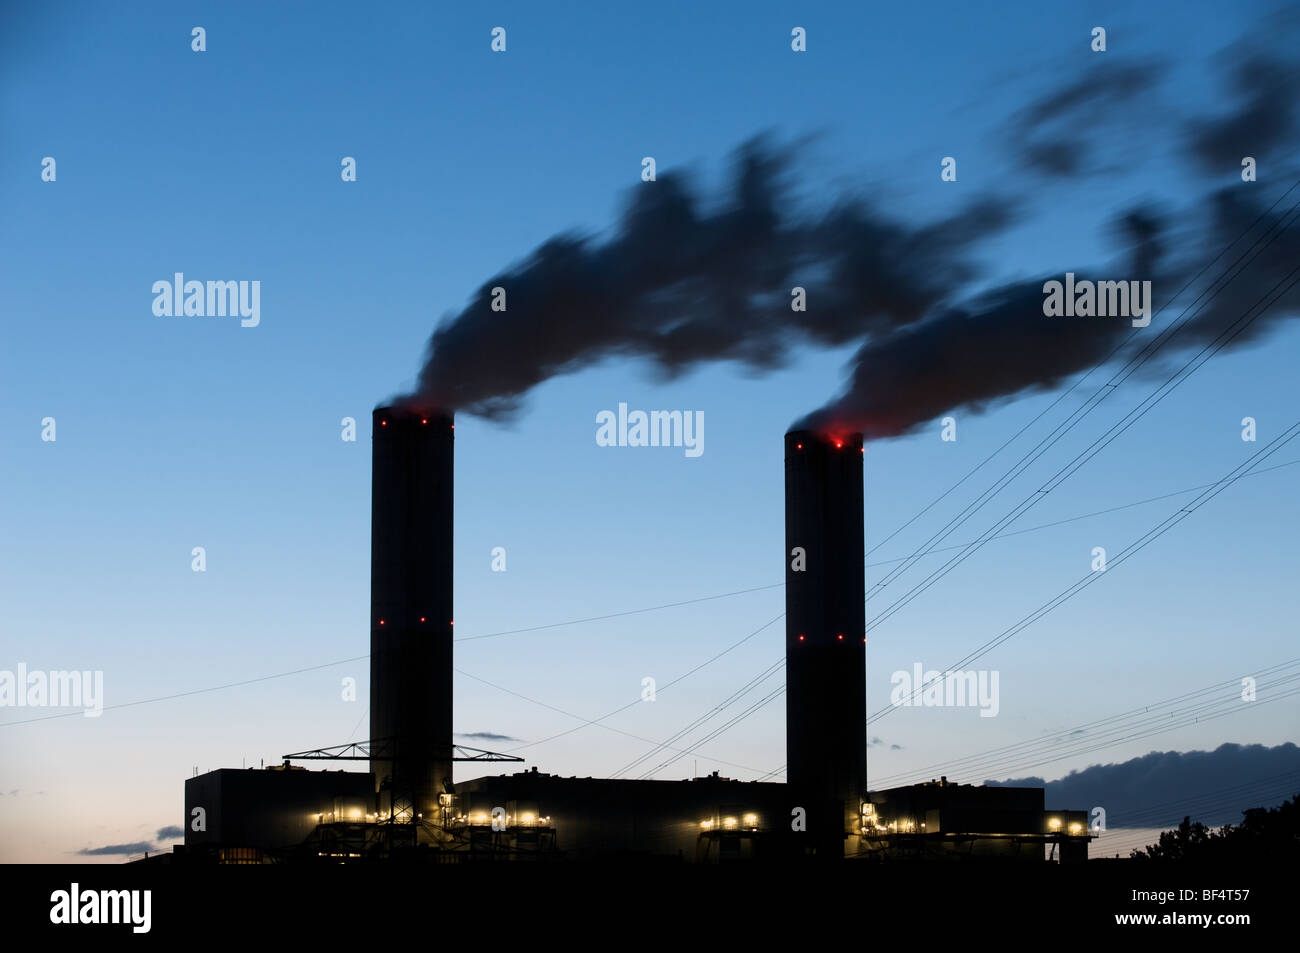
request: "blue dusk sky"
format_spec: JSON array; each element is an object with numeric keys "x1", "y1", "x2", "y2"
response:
[{"x1": 1, "y1": 0, "x2": 1297, "y2": 862}]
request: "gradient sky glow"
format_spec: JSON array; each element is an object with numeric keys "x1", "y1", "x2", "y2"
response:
[{"x1": 2, "y1": 0, "x2": 1297, "y2": 862}]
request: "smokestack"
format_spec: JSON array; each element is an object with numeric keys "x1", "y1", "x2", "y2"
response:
[
  {"x1": 371, "y1": 406, "x2": 454, "y2": 822},
  {"x1": 785, "y1": 429, "x2": 866, "y2": 858}
]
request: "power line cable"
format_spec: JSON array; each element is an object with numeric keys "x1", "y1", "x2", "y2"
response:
[
  {"x1": 872, "y1": 658, "x2": 1300, "y2": 785},
  {"x1": 864, "y1": 213, "x2": 1300, "y2": 633},
  {"x1": 868, "y1": 416, "x2": 1300, "y2": 721}
]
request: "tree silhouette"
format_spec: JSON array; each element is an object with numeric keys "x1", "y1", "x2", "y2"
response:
[{"x1": 1131, "y1": 793, "x2": 1300, "y2": 861}]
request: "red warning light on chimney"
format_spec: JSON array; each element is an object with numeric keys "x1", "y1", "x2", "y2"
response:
[
  {"x1": 798, "y1": 634, "x2": 805, "y2": 641},
  {"x1": 378, "y1": 619, "x2": 385, "y2": 626}
]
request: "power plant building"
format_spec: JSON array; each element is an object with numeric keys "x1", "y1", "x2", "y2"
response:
[{"x1": 180, "y1": 410, "x2": 1092, "y2": 864}]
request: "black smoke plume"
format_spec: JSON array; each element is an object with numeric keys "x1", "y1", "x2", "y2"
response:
[
  {"x1": 798, "y1": 26, "x2": 1299, "y2": 438},
  {"x1": 407, "y1": 23, "x2": 1299, "y2": 440},
  {"x1": 410, "y1": 136, "x2": 1017, "y2": 421},
  {"x1": 797, "y1": 210, "x2": 1169, "y2": 438}
]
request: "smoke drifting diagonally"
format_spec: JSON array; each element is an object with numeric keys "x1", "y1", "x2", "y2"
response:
[
  {"x1": 801, "y1": 41, "x2": 1300, "y2": 439},
  {"x1": 412, "y1": 137, "x2": 1017, "y2": 421},
  {"x1": 797, "y1": 212, "x2": 1171, "y2": 439},
  {"x1": 410, "y1": 29, "x2": 1300, "y2": 440}
]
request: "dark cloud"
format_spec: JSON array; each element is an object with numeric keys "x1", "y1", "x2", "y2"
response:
[
  {"x1": 155, "y1": 825, "x2": 183, "y2": 841},
  {"x1": 456, "y1": 731, "x2": 521, "y2": 743},
  {"x1": 991, "y1": 742, "x2": 1300, "y2": 829},
  {"x1": 78, "y1": 841, "x2": 155, "y2": 856}
]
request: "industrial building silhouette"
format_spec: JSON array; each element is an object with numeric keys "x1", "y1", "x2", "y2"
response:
[{"x1": 180, "y1": 405, "x2": 1092, "y2": 863}]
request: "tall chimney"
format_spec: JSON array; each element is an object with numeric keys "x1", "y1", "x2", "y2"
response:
[
  {"x1": 784, "y1": 429, "x2": 866, "y2": 858},
  {"x1": 371, "y1": 406, "x2": 454, "y2": 822}
]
